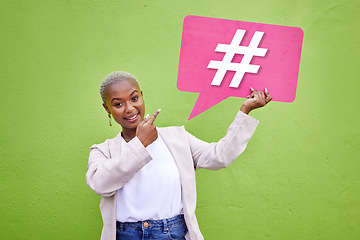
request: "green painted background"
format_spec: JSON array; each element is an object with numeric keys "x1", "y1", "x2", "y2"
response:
[{"x1": 1, "y1": 0, "x2": 359, "y2": 239}]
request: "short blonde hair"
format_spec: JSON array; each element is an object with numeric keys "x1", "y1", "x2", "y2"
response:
[{"x1": 100, "y1": 71, "x2": 139, "y2": 103}]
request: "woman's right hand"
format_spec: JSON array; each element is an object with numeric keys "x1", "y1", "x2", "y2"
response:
[{"x1": 136, "y1": 109, "x2": 161, "y2": 147}]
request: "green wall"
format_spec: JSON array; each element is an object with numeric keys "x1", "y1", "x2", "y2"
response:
[{"x1": 1, "y1": 0, "x2": 359, "y2": 239}]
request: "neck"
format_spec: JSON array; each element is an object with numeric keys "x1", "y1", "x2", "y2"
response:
[{"x1": 121, "y1": 130, "x2": 136, "y2": 142}]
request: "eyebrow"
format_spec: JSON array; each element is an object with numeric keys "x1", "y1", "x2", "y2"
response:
[{"x1": 111, "y1": 90, "x2": 138, "y2": 102}]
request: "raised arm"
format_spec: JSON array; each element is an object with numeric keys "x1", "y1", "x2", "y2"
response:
[
  {"x1": 187, "y1": 110, "x2": 259, "y2": 170},
  {"x1": 188, "y1": 88, "x2": 271, "y2": 170}
]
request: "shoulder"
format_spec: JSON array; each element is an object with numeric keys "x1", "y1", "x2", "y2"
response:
[
  {"x1": 158, "y1": 125, "x2": 186, "y2": 136},
  {"x1": 158, "y1": 126, "x2": 193, "y2": 144},
  {"x1": 89, "y1": 133, "x2": 122, "y2": 157}
]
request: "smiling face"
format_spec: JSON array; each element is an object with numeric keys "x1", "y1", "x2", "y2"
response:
[{"x1": 103, "y1": 79, "x2": 145, "y2": 135}]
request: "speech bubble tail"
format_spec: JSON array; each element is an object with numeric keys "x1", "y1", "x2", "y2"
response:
[{"x1": 187, "y1": 93, "x2": 228, "y2": 121}]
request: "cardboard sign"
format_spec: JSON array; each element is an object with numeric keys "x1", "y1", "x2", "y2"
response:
[{"x1": 177, "y1": 15, "x2": 304, "y2": 120}]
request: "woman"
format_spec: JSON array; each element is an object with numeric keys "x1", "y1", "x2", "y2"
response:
[{"x1": 86, "y1": 71, "x2": 272, "y2": 240}]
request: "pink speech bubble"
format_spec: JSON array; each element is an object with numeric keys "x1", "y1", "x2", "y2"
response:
[{"x1": 177, "y1": 15, "x2": 304, "y2": 120}]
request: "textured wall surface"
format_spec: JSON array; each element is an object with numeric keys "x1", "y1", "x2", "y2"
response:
[{"x1": 1, "y1": 0, "x2": 359, "y2": 239}]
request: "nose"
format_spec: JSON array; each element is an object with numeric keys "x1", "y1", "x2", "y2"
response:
[{"x1": 125, "y1": 102, "x2": 135, "y2": 112}]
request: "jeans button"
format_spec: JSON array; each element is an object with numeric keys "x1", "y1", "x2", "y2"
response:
[{"x1": 143, "y1": 222, "x2": 149, "y2": 228}]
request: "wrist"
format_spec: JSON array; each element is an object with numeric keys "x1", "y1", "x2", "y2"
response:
[{"x1": 240, "y1": 105, "x2": 251, "y2": 115}]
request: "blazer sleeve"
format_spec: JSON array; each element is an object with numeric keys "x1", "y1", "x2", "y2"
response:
[
  {"x1": 186, "y1": 110, "x2": 259, "y2": 170},
  {"x1": 85, "y1": 136, "x2": 152, "y2": 197}
]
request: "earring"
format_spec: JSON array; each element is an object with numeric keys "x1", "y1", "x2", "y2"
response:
[{"x1": 108, "y1": 113, "x2": 112, "y2": 126}]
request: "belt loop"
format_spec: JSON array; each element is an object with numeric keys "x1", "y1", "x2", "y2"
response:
[
  {"x1": 163, "y1": 219, "x2": 168, "y2": 233},
  {"x1": 119, "y1": 222, "x2": 124, "y2": 231}
]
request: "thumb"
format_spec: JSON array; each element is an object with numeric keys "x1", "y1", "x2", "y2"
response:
[{"x1": 264, "y1": 88, "x2": 272, "y2": 103}]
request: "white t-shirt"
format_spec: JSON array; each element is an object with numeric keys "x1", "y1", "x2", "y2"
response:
[{"x1": 116, "y1": 135, "x2": 183, "y2": 222}]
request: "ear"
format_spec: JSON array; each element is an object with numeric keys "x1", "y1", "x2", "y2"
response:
[{"x1": 102, "y1": 103, "x2": 111, "y2": 115}]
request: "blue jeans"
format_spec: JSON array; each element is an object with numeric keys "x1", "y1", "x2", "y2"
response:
[{"x1": 116, "y1": 214, "x2": 188, "y2": 240}]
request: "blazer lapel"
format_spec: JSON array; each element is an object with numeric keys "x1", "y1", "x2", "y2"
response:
[{"x1": 158, "y1": 127, "x2": 195, "y2": 180}]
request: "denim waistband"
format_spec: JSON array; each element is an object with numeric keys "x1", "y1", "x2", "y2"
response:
[{"x1": 116, "y1": 214, "x2": 185, "y2": 230}]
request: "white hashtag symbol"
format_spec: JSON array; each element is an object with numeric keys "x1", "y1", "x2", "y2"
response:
[{"x1": 207, "y1": 29, "x2": 268, "y2": 88}]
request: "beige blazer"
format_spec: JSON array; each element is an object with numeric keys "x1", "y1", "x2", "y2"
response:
[{"x1": 86, "y1": 110, "x2": 259, "y2": 240}]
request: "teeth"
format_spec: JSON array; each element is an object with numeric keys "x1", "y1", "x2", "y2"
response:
[{"x1": 127, "y1": 114, "x2": 137, "y2": 120}]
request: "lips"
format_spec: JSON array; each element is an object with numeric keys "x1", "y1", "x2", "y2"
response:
[{"x1": 124, "y1": 113, "x2": 139, "y2": 122}]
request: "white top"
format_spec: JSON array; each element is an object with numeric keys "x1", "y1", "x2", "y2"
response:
[{"x1": 116, "y1": 135, "x2": 183, "y2": 222}]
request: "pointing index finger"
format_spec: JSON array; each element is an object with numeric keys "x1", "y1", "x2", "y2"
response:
[{"x1": 148, "y1": 109, "x2": 161, "y2": 124}]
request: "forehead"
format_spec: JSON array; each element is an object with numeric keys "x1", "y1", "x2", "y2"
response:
[{"x1": 105, "y1": 79, "x2": 140, "y2": 98}]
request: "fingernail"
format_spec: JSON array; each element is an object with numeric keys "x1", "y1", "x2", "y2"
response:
[
  {"x1": 265, "y1": 88, "x2": 268, "y2": 92},
  {"x1": 250, "y1": 87, "x2": 254, "y2": 91},
  {"x1": 157, "y1": 109, "x2": 161, "y2": 112},
  {"x1": 145, "y1": 114, "x2": 149, "y2": 119}
]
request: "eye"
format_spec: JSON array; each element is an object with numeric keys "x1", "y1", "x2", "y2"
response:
[
  {"x1": 131, "y1": 96, "x2": 139, "y2": 102},
  {"x1": 115, "y1": 102, "x2": 123, "y2": 107}
]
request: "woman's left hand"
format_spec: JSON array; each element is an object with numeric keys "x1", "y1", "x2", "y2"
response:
[{"x1": 240, "y1": 87, "x2": 272, "y2": 114}]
